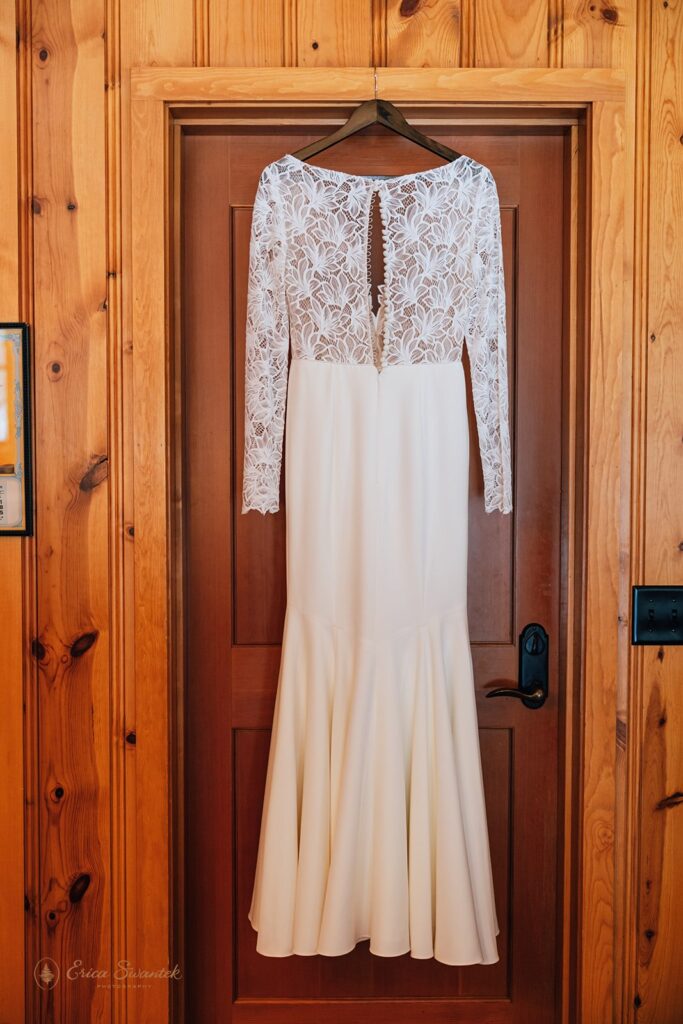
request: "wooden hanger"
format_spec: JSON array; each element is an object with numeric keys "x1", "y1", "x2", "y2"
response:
[{"x1": 290, "y1": 69, "x2": 463, "y2": 165}]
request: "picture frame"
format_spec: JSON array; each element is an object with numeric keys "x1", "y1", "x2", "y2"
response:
[{"x1": 0, "y1": 322, "x2": 33, "y2": 536}]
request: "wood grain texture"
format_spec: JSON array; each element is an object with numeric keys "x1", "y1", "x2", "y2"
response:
[
  {"x1": 209, "y1": 0, "x2": 287, "y2": 67},
  {"x1": 130, "y1": 63, "x2": 625, "y2": 101},
  {"x1": 29, "y1": 2, "x2": 112, "y2": 1022},
  {"x1": 130, "y1": 95, "x2": 172, "y2": 1024},
  {"x1": 620, "y1": 0, "x2": 650, "y2": 1014},
  {"x1": 579, "y1": 99, "x2": 626, "y2": 1024},
  {"x1": 376, "y1": 63, "x2": 625, "y2": 99},
  {"x1": 0, "y1": 4, "x2": 27, "y2": 1021},
  {"x1": 385, "y1": 0, "x2": 462, "y2": 67},
  {"x1": 637, "y1": 0, "x2": 683, "y2": 1020},
  {"x1": 562, "y1": 0, "x2": 636, "y2": 69},
  {"x1": 104, "y1": 0, "x2": 131, "y2": 1020},
  {"x1": 120, "y1": 5, "x2": 193, "y2": 1021},
  {"x1": 295, "y1": 0, "x2": 374, "y2": 65},
  {"x1": 557, "y1": 121, "x2": 582, "y2": 1024},
  {"x1": 557, "y1": 8, "x2": 638, "y2": 1024},
  {"x1": 473, "y1": 0, "x2": 549, "y2": 67},
  {"x1": 130, "y1": 64, "x2": 375, "y2": 99}
]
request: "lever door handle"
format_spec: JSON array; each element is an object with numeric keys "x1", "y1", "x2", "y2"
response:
[
  {"x1": 485, "y1": 683, "x2": 545, "y2": 707},
  {"x1": 485, "y1": 623, "x2": 549, "y2": 710}
]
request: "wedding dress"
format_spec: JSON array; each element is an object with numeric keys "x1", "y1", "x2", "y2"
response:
[{"x1": 241, "y1": 151, "x2": 512, "y2": 965}]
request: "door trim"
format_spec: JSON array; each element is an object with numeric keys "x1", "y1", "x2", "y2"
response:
[{"x1": 129, "y1": 66, "x2": 628, "y2": 1023}]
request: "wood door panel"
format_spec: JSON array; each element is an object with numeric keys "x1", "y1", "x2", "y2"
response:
[{"x1": 183, "y1": 126, "x2": 565, "y2": 1022}]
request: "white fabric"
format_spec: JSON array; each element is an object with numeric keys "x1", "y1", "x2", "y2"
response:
[
  {"x1": 242, "y1": 153, "x2": 512, "y2": 517},
  {"x1": 242, "y1": 154, "x2": 511, "y2": 965}
]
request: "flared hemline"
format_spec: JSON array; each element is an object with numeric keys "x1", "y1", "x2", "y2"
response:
[
  {"x1": 248, "y1": 911, "x2": 501, "y2": 966},
  {"x1": 247, "y1": 603, "x2": 501, "y2": 969}
]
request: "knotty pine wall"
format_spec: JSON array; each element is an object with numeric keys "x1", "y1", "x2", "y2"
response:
[{"x1": 0, "y1": 2, "x2": 680, "y2": 1023}]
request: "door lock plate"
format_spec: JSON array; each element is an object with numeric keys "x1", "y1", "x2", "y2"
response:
[{"x1": 632, "y1": 586, "x2": 683, "y2": 645}]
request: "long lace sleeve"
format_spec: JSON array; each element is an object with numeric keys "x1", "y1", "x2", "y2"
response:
[
  {"x1": 241, "y1": 164, "x2": 290, "y2": 515},
  {"x1": 464, "y1": 169, "x2": 513, "y2": 515}
]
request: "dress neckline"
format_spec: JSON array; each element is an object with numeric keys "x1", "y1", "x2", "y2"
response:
[{"x1": 281, "y1": 151, "x2": 470, "y2": 187}]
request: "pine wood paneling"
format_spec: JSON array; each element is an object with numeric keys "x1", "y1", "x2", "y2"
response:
[
  {"x1": 209, "y1": 0, "x2": 287, "y2": 67},
  {"x1": 119, "y1": 7, "x2": 193, "y2": 1021},
  {"x1": 376, "y1": 64, "x2": 624, "y2": 101},
  {"x1": 562, "y1": 0, "x2": 636, "y2": 68},
  {"x1": 638, "y1": 0, "x2": 683, "y2": 1020},
  {"x1": 29, "y1": 2, "x2": 111, "y2": 1022},
  {"x1": 0, "y1": 4, "x2": 27, "y2": 1019},
  {"x1": 295, "y1": 0, "x2": 374, "y2": 65},
  {"x1": 578, "y1": 98, "x2": 626, "y2": 1024},
  {"x1": 130, "y1": 95, "x2": 173, "y2": 1024},
  {"x1": 560, "y1": 9, "x2": 639, "y2": 1024},
  {"x1": 474, "y1": 0, "x2": 548, "y2": 67},
  {"x1": 385, "y1": 0, "x2": 461, "y2": 67},
  {"x1": 131, "y1": 65, "x2": 376, "y2": 99}
]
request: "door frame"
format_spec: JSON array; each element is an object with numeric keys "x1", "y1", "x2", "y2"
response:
[{"x1": 129, "y1": 66, "x2": 628, "y2": 1023}]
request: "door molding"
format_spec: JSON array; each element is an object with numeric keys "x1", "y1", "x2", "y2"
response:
[{"x1": 129, "y1": 66, "x2": 628, "y2": 1023}]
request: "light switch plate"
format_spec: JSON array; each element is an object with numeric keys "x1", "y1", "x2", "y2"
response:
[{"x1": 632, "y1": 585, "x2": 683, "y2": 645}]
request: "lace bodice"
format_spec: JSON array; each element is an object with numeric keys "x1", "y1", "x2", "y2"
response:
[{"x1": 241, "y1": 152, "x2": 513, "y2": 516}]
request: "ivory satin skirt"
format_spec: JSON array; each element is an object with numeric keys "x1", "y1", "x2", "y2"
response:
[{"x1": 248, "y1": 356, "x2": 500, "y2": 965}]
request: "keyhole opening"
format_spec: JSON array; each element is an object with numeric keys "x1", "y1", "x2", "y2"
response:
[{"x1": 367, "y1": 191, "x2": 386, "y2": 317}]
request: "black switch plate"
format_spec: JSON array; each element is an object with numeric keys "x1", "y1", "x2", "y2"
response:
[{"x1": 632, "y1": 586, "x2": 683, "y2": 645}]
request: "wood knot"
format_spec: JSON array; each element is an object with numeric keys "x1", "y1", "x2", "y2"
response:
[
  {"x1": 592, "y1": 819, "x2": 614, "y2": 851},
  {"x1": 655, "y1": 790, "x2": 683, "y2": 811},
  {"x1": 31, "y1": 638, "x2": 47, "y2": 661},
  {"x1": 602, "y1": 6, "x2": 618, "y2": 23},
  {"x1": 70, "y1": 631, "x2": 99, "y2": 659},
  {"x1": 80, "y1": 454, "x2": 108, "y2": 492},
  {"x1": 69, "y1": 873, "x2": 91, "y2": 904},
  {"x1": 400, "y1": 0, "x2": 421, "y2": 14}
]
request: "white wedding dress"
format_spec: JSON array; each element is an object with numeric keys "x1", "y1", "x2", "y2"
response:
[{"x1": 241, "y1": 152, "x2": 512, "y2": 966}]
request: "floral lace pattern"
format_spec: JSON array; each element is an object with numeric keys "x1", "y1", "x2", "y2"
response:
[{"x1": 241, "y1": 153, "x2": 513, "y2": 516}]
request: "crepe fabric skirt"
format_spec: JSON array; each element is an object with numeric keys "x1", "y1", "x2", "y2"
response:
[{"x1": 247, "y1": 356, "x2": 501, "y2": 966}]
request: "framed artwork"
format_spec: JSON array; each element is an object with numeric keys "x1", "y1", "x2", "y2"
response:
[{"x1": 0, "y1": 322, "x2": 33, "y2": 536}]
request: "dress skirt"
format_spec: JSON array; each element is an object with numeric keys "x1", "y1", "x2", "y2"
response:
[{"x1": 247, "y1": 356, "x2": 501, "y2": 965}]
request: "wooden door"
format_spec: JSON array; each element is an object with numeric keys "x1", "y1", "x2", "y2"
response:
[{"x1": 181, "y1": 125, "x2": 565, "y2": 1023}]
